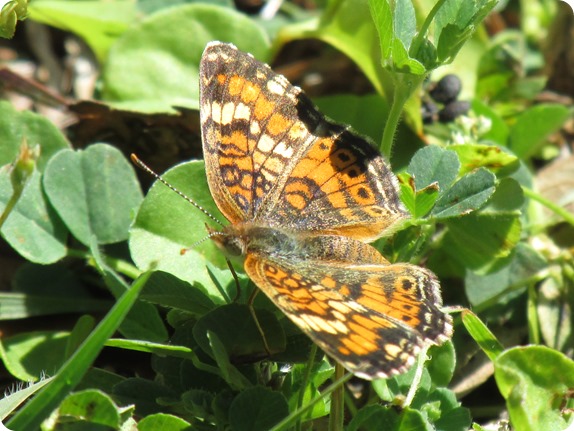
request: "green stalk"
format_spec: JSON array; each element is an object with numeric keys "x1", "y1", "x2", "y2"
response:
[
  {"x1": 295, "y1": 344, "x2": 317, "y2": 431},
  {"x1": 328, "y1": 363, "x2": 346, "y2": 431},
  {"x1": 67, "y1": 248, "x2": 141, "y2": 280},
  {"x1": 0, "y1": 186, "x2": 23, "y2": 230},
  {"x1": 410, "y1": 0, "x2": 448, "y2": 55},
  {"x1": 522, "y1": 186, "x2": 574, "y2": 227},
  {"x1": 380, "y1": 73, "x2": 425, "y2": 159},
  {"x1": 0, "y1": 143, "x2": 39, "y2": 230},
  {"x1": 271, "y1": 372, "x2": 353, "y2": 431}
]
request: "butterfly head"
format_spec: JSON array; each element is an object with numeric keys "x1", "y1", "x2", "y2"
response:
[{"x1": 206, "y1": 223, "x2": 246, "y2": 257}]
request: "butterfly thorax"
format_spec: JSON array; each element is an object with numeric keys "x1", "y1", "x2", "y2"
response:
[
  {"x1": 208, "y1": 222, "x2": 390, "y2": 267},
  {"x1": 207, "y1": 222, "x2": 298, "y2": 259}
]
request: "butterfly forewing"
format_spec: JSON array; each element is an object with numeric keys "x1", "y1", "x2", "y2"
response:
[{"x1": 200, "y1": 43, "x2": 407, "y2": 240}]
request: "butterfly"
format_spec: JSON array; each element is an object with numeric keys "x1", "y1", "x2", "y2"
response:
[{"x1": 194, "y1": 41, "x2": 452, "y2": 380}]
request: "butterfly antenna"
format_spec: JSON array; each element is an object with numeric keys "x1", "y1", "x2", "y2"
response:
[{"x1": 130, "y1": 154, "x2": 224, "y2": 227}]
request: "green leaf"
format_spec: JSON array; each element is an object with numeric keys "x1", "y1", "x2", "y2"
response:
[
  {"x1": 0, "y1": 170, "x2": 67, "y2": 264},
  {"x1": 67, "y1": 315, "x2": 96, "y2": 358},
  {"x1": 0, "y1": 331, "x2": 69, "y2": 381},
  {"x1": 397, "y1": 172, "x2": 440, "y2": 218},
  {"x1": 228, "y1": 386, "x2": 289, "y2": 431},
  {"x1": 102, "y1": 3, "x2": 269, "y2": 112},
  {"x1": 101, "y1": 267, "x2": 168, "y2": 343},
  {"x1": 368, "y1": 0, "x2": 425, "y2": 75},
  {"x1": 112, "y1": 378, "x2": 176, "y2": 417},
  {"x1": 0, "y1": 0, "x2": 28, "y2": 39},
  {"x1": 447, "y1": 144, "x2": 519, "y2": 176},
  {"x1": 306, "y1": 0, "x2": 387, "y2": 95},
  {"x1": 442, "y1": 213, "x2": 521, "y2": 272},
  {"x1": 537, "y1": 276, "x2": 574, "y2": 352},
  {"x1": 471, "y1": 99, "x2": 509, "y2": 146},
  {"x1": 434, "y1": 0, "x2": 497, "y2": 64},
  {"x1": 138, "y1": 413, "x2": 191, "y2": 431},
  {"x1": 509, "y1": 104, "x2": 571, "y2": 159},
  {"x1": 0, "y1": 101, "x2": 70, "y2": 170},
  {"x1": 129, "y1": 160, "x2": 236, "y2": 297},
  {"x1": 407, "y1": 145, "x2": 460, "y2": 193},
  {"x1": 413, "y1": 38, "x2": 439, "y2": 71},
  {"x1": 392, "y1": 39, "x2": 426, "y2": 75},
  {"x1": 347, "y1": 405, "x2": 399, "y2": 431},
  {"x1": 411, "y1": 387, "x2": 464, "y2": 423},
  {"x1": 283, "y1": 367, "x2": 330, "y2": 422},
  {"x1": 479, "y1": 178, "x2": 524, "y2": 215},
  {"x1": 0, "y1": 108, "x2": 68, "y2": 260},
  {"x1": 28, "y1": 0, "x2": 136, "y2": 62},
  {"x1": 140, "y1": 271, "x2": 216, "y2": 315},
  {"x1": 395, "y1": 408, "x2": 432, "y2": 430},
  {"x1": 434, "y1": 1, "x2": 476, "y2": 44},
  {"x1": 397, "y1": 172, "x2": 417, "y2": 215},
  {"x1": 43, "y1": 143, "x2": 143, "y2": 246},
  {"x1": 58, "y1": 390, "x2": 121, "y2": 428},
  {"x1": 314, "y1": 94, "x2": 389, "y2": 146},
  {"x1": 494, "y1": 346, "x2": 574, "y2": 431},
  {"x1": 373, "y1": 366, "x2": 432, "y2": 403},
  {"x1": 367, "y1": 0, "x2": 393, "y2": 64},
  {"x1": 139, "y1": 0, "x2": 234, "y2": 14},
  {"x1": 89, "y1": 240, "x2": 169, "y2": 343},
  {"x1": 426, "y1": 342, "x2": 456, "y2": 387},
  {"x1": 182, "y1": 389, "x2": 214, "y2": 418},
  {"x1": 206, "y1": 331, "x2": 252, "y2": 390},
  {"x1": 393, "y1": 0, "x2": 416, "y2": 51},
  {"x1": 193, "y1": 303, "x2": 286, "y2": 361},
  {"x1": 413, "y1": 183, "x2": 440, "y2": 218},
  {"x1": 4, "y1": 262, "x2": 110, "y2": 320},
  {"x1": 76, "y1": 368, "x2": 125, "y2": 394},
  {"x1": 431, "y1": 389, "x2": 472, "y2": 431},
  {"x1": 431, "y1": 168, "x2": 496, "y2": 219},
  {"x1": 465, "y1": 243, "x2": 546, "y2": 307}
]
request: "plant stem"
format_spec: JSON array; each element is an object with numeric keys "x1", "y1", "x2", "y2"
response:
[
  {"x1": 328, "y1": 362, "x2": 345, "y2": 431},
  {"x1": 271, "y1": 372, "x2": 352, "y2": 431},
  {"x1": 68, "y1": 248, "x2": 142, "y2": 280},
  {"x1": 380, "y1": 73, "x2": 425, "y2": 159},
  {"x1": 295, "y1": 344, "x2": 317, "y2": 431},
  {"x1": 527, "y1": 284, "x2": 540, "y2": 345},
  {"x1": 411, "y1": 0, "x2": 448, "y2": 55},
  {"x1": 0, "y1": 185, "x2": 22, "y2": 230},
  {"x1": 522, "y1": 186, "x2": 574, "y2": 227}
]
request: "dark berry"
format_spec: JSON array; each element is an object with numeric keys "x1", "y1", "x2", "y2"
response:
[
  {"x1": 430, "y1": 74, "x2": 462, "y2": 104},
  {"x1": 421, "y1": 100, "x2": 439, "y2": 124},
  {"x1": 438, "y1": 100, "x2": 470, "y2": 123}
]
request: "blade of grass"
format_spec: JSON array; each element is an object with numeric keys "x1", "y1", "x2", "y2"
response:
[
  {"x1": 271, "y1": 371, "x2": 353, "y2": 431},
  {"x1": 6, "y1": 271, "x2": 151, "y2": 430},
  {"x1": 461, "y1": 309, "x2": 505, "y2": 361}
]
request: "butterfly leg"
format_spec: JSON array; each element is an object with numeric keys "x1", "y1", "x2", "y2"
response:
[
  {"x1": 225, "y1": 257, "x2": 242, "y2": 302},
  {"x1": 247, "y1": 287, "x2": 272, "y2": 356}
]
